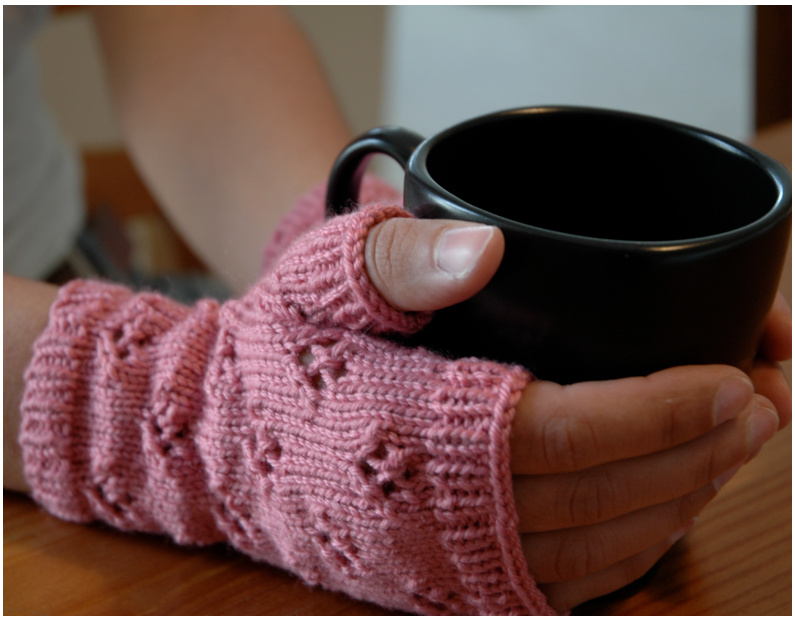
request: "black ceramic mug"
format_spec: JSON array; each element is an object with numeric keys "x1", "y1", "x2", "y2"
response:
[{"x1": 326, "y1": 106, "x2": 792, "y2": 384}]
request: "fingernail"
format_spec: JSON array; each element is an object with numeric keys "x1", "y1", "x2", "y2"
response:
[
  {"x1": 746, "y1": 405, "x2": 779, "y2": 456},
  {"x1": 712, "y1": 464, "x2": 742, "y2": 492},
  {"x1": 713, "y1": 375, "x2": 754, "y2": 425},
  {"x1": 435, "y1": 225, "x2": 496, "y2": 278}
]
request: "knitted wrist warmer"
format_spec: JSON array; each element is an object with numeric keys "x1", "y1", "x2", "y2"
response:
[{"x1": 21, "y1": 203, "x2": 554, "y2": 615}]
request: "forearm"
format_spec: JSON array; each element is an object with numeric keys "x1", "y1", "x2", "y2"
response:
[
  {"x1": 3, "y1": 274, "x2": 58, "y2": 492},
  {"x1": 16, "y1": 208, "x2": 550, "y2": 615},
  {"x1": 90, "y1": 6, "x2": 352, "y2": 292}
]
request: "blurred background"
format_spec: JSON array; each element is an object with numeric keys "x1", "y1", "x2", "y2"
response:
[{"x1": 30, "y1": 5, "x2": 791, "y2": 275}]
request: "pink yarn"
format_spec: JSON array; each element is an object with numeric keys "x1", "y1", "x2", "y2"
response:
[{"x1": 20, "y1": 197, "x2": 554, "y2": 615}]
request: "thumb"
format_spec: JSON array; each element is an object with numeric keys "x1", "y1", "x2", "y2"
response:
[{"x1": 364, "y1": 217, "x2": 505, "y2": 312}]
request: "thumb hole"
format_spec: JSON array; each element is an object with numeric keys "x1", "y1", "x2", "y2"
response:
[{"x1": 365, "y1": 218, "x2": 505, "y2": 312}]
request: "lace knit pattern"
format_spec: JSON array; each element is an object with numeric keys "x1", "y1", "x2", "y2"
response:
[{"x1": 20, "y1": 202, "x2": 553, "y2": 615}]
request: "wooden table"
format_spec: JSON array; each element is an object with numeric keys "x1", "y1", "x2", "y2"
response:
[
  {"x1": 4, "y1": 422, "x2": 790, "y2": 616},
  {"x1": 5, "y1": 123, "x2": 792, "y2": 615}
]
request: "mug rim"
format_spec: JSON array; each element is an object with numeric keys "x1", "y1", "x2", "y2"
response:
[{"x1": 408, "y1": 105, "x2": 792, "y2": 252}]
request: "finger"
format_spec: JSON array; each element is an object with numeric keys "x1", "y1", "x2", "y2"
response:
[
  {"x1": 510, "y1": 365, "x2": 754, "y2": 475},
  {"x1": 749, "y1": 358, "x2": 791, "y2": 428},
  {"x1": 759, "y1": 294, "x2": 792, "y2": 363},
  {"x1": 521, "y1": 482, "x2": 713, "y2": 584},
  {"x1": 513, "y1": 397, "x2": 778, "y2": 531},
  {"x1": 537, "y1": 530, "x2": 689, "y2": 613},
  {"x1": 364, "y1": 217, "x2": 504, "y2": 312}
]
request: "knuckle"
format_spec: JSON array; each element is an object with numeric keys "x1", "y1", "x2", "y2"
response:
[
  {"x1": 651, "y1": 385, "x2": 699, "y2": 445},
  {"x1": 657, "y1": 395, "x2": 681, "y2": 446},
  {"x1": 367, "y1": 220, "x2": 400, "y2": 288},
  {"x1": 552, "y1": 529, "x2": 608, "y2": 582},
  {"x1": 540, "y1": 414, "x2": 598, "y2": 472},
  {"x1": 563, "y1": 469, "x2": 624, "y2": 527},
  {"x1": 540, "y1": 416, "x2": 579, "y2": 472},
  {"x1": 647, "y1": 367, "x2": 725, "y2": 445}
]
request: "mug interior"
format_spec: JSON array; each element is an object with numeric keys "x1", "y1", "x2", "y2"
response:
[{"x1": 424, "y1": 110, "x2": 781, "y2": 242}]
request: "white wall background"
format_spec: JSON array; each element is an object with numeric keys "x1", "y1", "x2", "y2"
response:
[{"x1": 381, "y1": 6, "x2": 754, "y2": 140}]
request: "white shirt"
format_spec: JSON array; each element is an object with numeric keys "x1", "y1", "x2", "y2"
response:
[{"x1": 4, "y1": 5, "x2": 85, "y2": 279}]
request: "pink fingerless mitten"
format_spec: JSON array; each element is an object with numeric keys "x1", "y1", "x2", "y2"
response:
[{"x1": 21, "y1": 199, "x2": 554, "y2": 615}]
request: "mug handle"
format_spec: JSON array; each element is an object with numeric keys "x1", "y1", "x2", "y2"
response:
[{"x1": 326, "y1": 126, "x2": 424, "y2": 218}]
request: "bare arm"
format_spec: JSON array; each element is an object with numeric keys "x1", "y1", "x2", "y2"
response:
[
  {"x1": 3, "y1": 274, "x2": 58, "y2": 492},
  {"x1": 89, "y1": 6, "x2": 352, "y2": 292}
]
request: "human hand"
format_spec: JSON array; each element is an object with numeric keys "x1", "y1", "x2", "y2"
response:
[
  {"x1": 750, "y1": 293, "x2": 791, "y2": 426},
  {"x1": 19, "y1": 207, "x2": 548, "y2": 616},
  {"x1": 363, "y1": 216, "x2": 505, "y2": 312},
  {"x1": 365, "y1": 216, "x2": 789, "y2": 614},
  {"x1": 364, "y1": 218, "x2": 791, "y2": 407},
  {"x1": 509, "y1": 366, "x2": 779, "y2": 612}
]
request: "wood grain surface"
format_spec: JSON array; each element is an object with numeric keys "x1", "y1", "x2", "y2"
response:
[{"x1": 4, "y1": 424, "x2": 790, "y2": 616}]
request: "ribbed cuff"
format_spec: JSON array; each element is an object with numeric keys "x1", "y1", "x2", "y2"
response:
[{"x1": 266, "y1": 204, "x2": 432, "y2": 335}]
